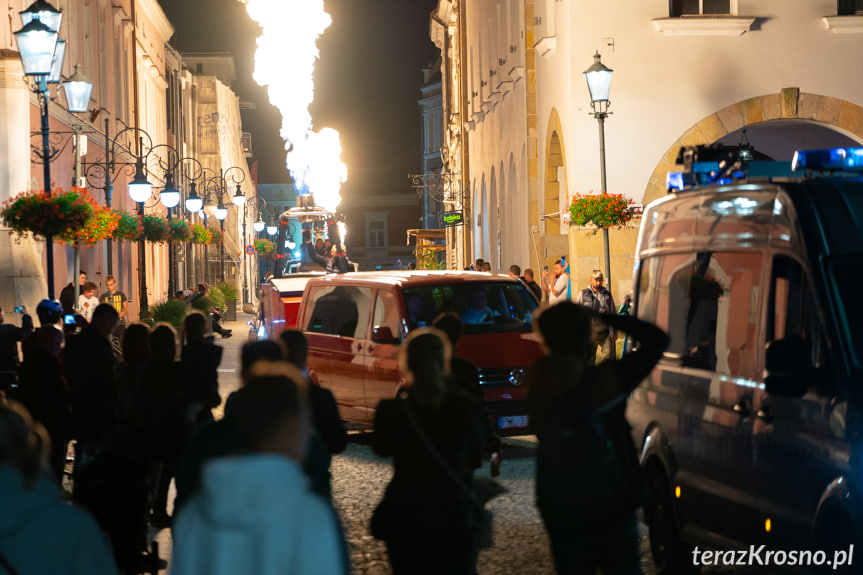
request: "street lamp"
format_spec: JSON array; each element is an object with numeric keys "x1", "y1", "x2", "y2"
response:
[
  {"x1": 62, "y1": 64, "x2": 92, "y2": 113},
  {"x1": 584, "y1": 50, "x2": 613, "y2": 288},
  {"x1": 266, "y1": 216, "x2": 278, "y2": 236},
  {"x1": 14, "y1": 0, "x2": 93, "y2": 299}
]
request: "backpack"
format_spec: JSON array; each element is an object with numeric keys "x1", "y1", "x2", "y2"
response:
[{"x1": 535, "y1": 367, "x2": 642, "y2": 521}]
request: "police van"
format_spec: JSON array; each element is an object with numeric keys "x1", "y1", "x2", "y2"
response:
[{"x1": 628, "y1": 146, "x2": 863, "y2": 572}]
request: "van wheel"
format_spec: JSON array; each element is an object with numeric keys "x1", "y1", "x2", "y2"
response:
[{"x1": 645, "y1": 469, "x2": 699, "y2": 574}]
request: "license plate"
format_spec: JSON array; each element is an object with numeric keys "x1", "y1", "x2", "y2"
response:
[{"x1": 498, "y1": 415, "x2": 528, "y2": 429}]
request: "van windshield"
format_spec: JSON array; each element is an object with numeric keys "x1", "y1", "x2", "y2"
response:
[{"x1": 403, "y1": 282, "x2": 537, "y2": 334}]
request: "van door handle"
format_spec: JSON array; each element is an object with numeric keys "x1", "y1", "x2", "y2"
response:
[
  {"x1": 732, "y1": 400, "x2": 750, "y2": 418},
  {"x1": 756, "y1": 406, "x2": 774, "y2": 424}
]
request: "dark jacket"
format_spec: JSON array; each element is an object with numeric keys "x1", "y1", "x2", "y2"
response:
[
  {"x1": 372, "y1": 388, "x2": 485, "y2": 534},
  {"x1": 64, "y1": 327, "x2": 119, "y2": 442},
  {"x1": 180, "y1": 336, "x2": 223, "y2": 411},
  {"x1": 59, "y1": 282, "x2": 77, "y2": 315},
  {"x1": 527, "y1": 313, "x2": 668, "y2": 436}
]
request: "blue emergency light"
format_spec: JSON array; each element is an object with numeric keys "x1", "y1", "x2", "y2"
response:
[{"x1": 791, "y1": 147, "x2": 863, "y2": 172}]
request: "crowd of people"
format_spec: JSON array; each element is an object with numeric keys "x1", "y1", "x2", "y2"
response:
[{"x1": 0, "y1": 260, "x2": 665, "y2": 575}]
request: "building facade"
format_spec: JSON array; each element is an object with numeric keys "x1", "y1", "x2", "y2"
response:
[
  {"x1": 0, "y1": 0, "x2": 252, "y2": 317},
  {"x1": 434, "y1": 0, "x2": 863, "y2": 300}
]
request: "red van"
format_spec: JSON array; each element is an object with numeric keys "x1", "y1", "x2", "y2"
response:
[{"x1": 296, "y1": 271, "x2": 542, "y2": 434}]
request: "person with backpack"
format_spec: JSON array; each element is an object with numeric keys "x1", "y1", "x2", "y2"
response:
[{"x1": 526, "y1": 300, "x2": 669, "y2": 575}]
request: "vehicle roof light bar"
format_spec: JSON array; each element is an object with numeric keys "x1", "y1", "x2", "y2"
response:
[{"x1": 791, "y1": 147, "x2": 863, "y2": 173}]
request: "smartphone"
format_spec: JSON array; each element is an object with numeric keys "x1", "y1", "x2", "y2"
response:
[
  {"x1": 64, "y1": 314, "x2": 76, "y2": 325},
  {"x1": 13, "y1": 306, "x2": 25, "y2": 313}
]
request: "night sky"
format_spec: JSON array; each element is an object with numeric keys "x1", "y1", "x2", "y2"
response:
[{"x1": 157, "y1": 0, "x2": 440, "y2": 202}]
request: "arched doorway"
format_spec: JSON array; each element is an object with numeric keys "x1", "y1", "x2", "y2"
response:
[{"x1": 643, "y1": 90, "x2": 863, "y2": 205}]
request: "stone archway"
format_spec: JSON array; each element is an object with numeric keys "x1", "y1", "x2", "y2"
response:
[{"x1": 643, "y1": 89, "x2": 863, "y2": 205}]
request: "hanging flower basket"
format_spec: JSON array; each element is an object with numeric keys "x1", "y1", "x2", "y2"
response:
[
  {"x1": 209, "y1": 227, "x2": 223, "y2": 245},
  {"x1": 169, "y1": 220, "x2": 194, "y2": 243},
  {"x1": 569, "y1": 192, "x2": 639, "y2": 234},
  {"x1": 1, "y1": 188, "x2": 93, "y2": 239},
  {"x1": 254, "y1": 238, "x2": 275, "y2": 259},
  {"x1": 141, "y1": 214, "x2": 170, "y2": 243},
  {"x1": 191, "y1": 223, "x2": 212, "y2": 244},
  {"x1": 57, "y1": 196, "x2": 120, "y2": 246},
  {"x1": 112, "y1": 210, "x2": 143, "y2": 241}
]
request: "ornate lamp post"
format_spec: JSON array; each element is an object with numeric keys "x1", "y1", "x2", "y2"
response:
[
  {"x1": 584, "y1": 51, "x2": 614, "y2": 287},
  {"x1": 15, "y1": 0, "x2": 92, "y2": 299}
]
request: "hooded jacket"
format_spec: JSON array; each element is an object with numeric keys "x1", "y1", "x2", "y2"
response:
[
  {"x1": 172, "y1": 454, "x2": 344, "y2": 575},
  {"x1": 0, "y1": 466, "x2": 118, "y2": 575}
]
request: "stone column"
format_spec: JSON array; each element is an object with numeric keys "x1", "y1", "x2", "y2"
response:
[{"x1": 0, "y1": 52, "x2": 48, "y2": 315}]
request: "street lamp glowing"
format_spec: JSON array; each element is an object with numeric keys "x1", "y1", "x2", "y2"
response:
[
  {"x1": 253, "y1": 216, "x2": 265, "y2": 233},
  {"x1": 203, "y1": 196, "x2": 218, "y2": 217},
  {"x1": 15, "y1": 18, "x2": 59, "y2": 76},
  {"x1": 232, "y1": 184, "x2": 245, "y2": 207},
  {"x1": 62, "y1": 64, "x2": 93, "y2": 113},
  {"x1": 128, "y1": 161, "x2": 152, "y2": 203},
  {"x1": 159, "y1": 173, "x2": 180, "y2": 208},
  {"x1": 20, "y1": 0, "x2": 62, "y2": 33},
  {"x1": 266, "y1": 217, "x2": 278, "y2": 235},
  {"x1": 185, "y1": 182, "x2": 203, "y2": 213},
  {"x1": 214, "y1": 201, "x2": 228, "y2": 221},
  {"x1": 584, "y1": 51, "x2": 613, "y2": 105},
  {"x1": 47, "y1": 37, "x2": 65, "y2": 84}
]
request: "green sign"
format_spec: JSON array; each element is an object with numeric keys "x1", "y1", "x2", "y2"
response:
[{"x1": 439, "y1": 211, "x2": 464, "y2": 227}]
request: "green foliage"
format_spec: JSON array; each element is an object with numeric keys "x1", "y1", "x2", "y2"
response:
[
  {"x1": 413, "y1": 247, "x2": 446, "y2": 270},
  {"x1": 254, "y1": 238, "x2": 275, "y2": 257},
  {"x1": 569, "y1": 193, "x2": 639, "y2": 233},
  {"x1": 1, "y1": 188, "x2": 93, "y2": 239},
  {"x1": 190, "y1": 295, "x2": 214, "y2": 313},
  {"x1": 148, "y1": 299, "x2": 188, "y2": 327},
  {"x1": 141, "y1": 214, "x2": 170, "y2": 243},
  {"x1": 113, "y1": 210, "x2": 142, "y2": 241},
  {"x1": 191, "y1": 223, "x2": 211, "y2": 244},
  {"x1": 216, "y1": 281, "x2": 238, "y2": 300},
  {"x1": 209, "y1": 227, "x2": 223, "y2": 244},
  {"x1": 207, "y1": 286, "x2": 227, "y2": 313},
  {"x1": 170, "y1": 220, "x2": 194, "y2": 243}
]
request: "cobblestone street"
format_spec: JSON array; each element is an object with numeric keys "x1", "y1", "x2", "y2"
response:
[{"x1": 147, "y1": 322, "x2": 757, "y2": 574}]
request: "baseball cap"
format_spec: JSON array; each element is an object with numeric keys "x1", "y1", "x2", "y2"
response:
[{"x1": 591, "y1": 270, "x2": 604, "y2": 280}]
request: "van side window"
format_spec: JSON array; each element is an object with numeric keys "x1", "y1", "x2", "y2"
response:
[
  {"x1": 372, "y1": 290, "x2": 403, "y2": 340},
  {"x1": 637, "y1": 251, "x2": 765, "y2": 378},
  {"x1": 767, "y1": 256, "x2": 822, "y2": 368},
  {"x1": 305, "y1": 285, "x2": 372, "y2": 338}
]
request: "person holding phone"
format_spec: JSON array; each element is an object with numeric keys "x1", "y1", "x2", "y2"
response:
[{"x1": 542, "y1": 259, "x2": 570, "y2": 305}]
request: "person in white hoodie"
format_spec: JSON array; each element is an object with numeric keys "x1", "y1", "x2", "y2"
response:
[{"x1": 171, "y1": 372, "x2": 346, "y2": 575}]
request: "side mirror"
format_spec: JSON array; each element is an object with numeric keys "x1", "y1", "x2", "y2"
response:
[
  {"x1": 764, "y1": 337, "x2": 810, "y2": 398},
  {"x1": 371, "y1": 325, "x2": 400, "y2": 343}
]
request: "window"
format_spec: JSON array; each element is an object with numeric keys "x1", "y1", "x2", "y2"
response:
[
  {"x1": 672, "y1": 0, "x2": 731, "y2": 16},
  {"x1": 366, "y1": 214, "x2": 386, "y2": 249},
  {"x1": 403, "y1": 282, "x2": 537, "y2": 334},
  {"x1": 372, "y1": 290, "x2": 403, "y2": 340},
  {"x1": 838, "y1": 0, "x2": 863, "y2": 15},
  {"x1": 304, "y1": 285, "x2": 372, "y2": 338},
  {"x1": 637, "y1": 251, "x2": 764, "y2": 376}
]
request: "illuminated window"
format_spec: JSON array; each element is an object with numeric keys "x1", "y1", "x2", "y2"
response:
[{"x1": 672, "y1": 0, "x2": 731, "y2": 16}]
